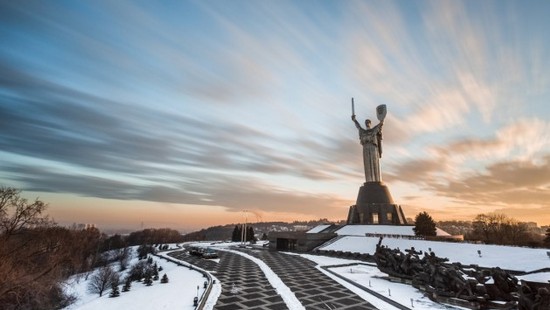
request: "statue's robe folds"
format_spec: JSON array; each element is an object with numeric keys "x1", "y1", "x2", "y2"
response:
[{"x1": 355, "y1": 123, "x2": 382, "y2": 183}]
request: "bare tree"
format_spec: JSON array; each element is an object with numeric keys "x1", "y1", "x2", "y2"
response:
[
  {"x1": 0, "y1": 187, "x2": 107, "y2": 308},
  {"x1": 0, "y1": 187, "x2": 50, "y2": 238},
  {"x1": 0, "y1": 187, "x2": 61, "y2": 306},
  {"x1": 470, "y1": 213, "x2": 530, "y2": 245},
  {"x1": 88, "y1": 266, "x2": 119, "y2": 297}
]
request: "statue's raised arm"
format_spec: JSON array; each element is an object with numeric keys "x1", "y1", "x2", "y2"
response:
[{"x1": 351, "y1": 114, "x2": 363, "y2": 130}]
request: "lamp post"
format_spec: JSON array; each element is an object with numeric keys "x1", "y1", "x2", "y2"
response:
[{"x1": 241, "y1": 210, "x2": 249, "y2": 245}]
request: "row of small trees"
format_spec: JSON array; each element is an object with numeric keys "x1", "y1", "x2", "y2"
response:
[
  {"x1": 231, "y1": 225, "x2": 257, "y2": 242},
  {"x1": 88, "y1": 260, "x2": 170, "y2": 298},
  {"x1": 101, "y1": 228, "x2": 183, "y2": 252}
]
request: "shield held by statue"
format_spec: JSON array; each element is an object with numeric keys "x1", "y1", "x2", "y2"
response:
[{"x1": 376, "y1": 104, "x2": 387, "y2": 121}]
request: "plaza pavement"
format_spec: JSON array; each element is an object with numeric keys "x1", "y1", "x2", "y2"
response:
[{"x1": 168, "y1": 247, "x2": 379, "y2": 310}]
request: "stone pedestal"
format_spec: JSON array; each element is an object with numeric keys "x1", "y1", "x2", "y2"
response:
[{"x1": 347, "y1": 182, "x2": 407, "y2": 225}]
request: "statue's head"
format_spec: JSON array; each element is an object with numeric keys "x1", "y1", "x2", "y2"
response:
[{"x1": 365, "y1": 119, "x2": 372, "y2": 128}]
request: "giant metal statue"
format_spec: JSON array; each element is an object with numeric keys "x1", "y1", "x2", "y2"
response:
[
  {"x1": 346, "y1": 99, "x2": 406, "y2": 225},
  {"x1": 351, "y1": 98, "x2": 386, "y2": 183}
]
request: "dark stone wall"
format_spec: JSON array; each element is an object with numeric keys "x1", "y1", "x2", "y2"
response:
[{"x1": 268, "y1": 232, "x2": 336, "y2": 252}]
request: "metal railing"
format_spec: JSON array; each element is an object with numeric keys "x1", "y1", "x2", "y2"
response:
[{"x1": 153, "y1": 251, "x2": 214, "y2": 310}]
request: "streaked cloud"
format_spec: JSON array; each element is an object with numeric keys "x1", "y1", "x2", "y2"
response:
[
  {"x1": 0, "y1": 0, "x2": 549, "y2": 229},
  {"x1": 432, "y1": 118, "x2": 550, "y2": 162},
  {"x1": 432, "y1": 156, "x2": 550, "y2": 206}
]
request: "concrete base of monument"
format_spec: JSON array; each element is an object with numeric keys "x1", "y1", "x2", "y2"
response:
[
  {"x1": 347, "y1": 182, "x2": 407, "y2": 225},
  {"x1": 347, "y1": 204, "x2": 407, "y2": 225}
]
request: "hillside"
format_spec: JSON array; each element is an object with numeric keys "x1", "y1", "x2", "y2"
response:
[{"x1": 181, "y1": 219, "x2": 336, "y2": 241}]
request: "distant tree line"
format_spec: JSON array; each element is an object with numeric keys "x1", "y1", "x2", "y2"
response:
[
  {"x1": 413, "y1": 211, "x2": 545, "y2": 247},
  {"x1": 545, "y1": 228, "x2": 550, "y2": 248},
  {"x1": 181, "y1": 218, "x2": 337, "y2": 242},
  {"x1": 125, "y1": 228, "x2": 184, "y2": 246},
  {"x1": 291, "y1": 218, "x2": 332, "y2": 225},
  {"x1": 100, "y1": 228, "x2": 183, "y2": 253},
  {"x1": 466, "y1": 213, "x2": 543, "y2": 247},
  {"x1": 181, "y1": 225, "x2": 235, "y2": 241},
  {"x1": 436, "y1": 220, "x2": 473, "y2": 236}
]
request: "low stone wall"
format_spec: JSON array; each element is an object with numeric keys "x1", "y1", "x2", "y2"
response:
[{"x1": 268, "y1": 231, "x2": 336, "y2": 252}]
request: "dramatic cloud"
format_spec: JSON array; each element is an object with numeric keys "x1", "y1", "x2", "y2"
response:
[
  {"x1": 0, "y1": 59, "x2": 362, "y2": 221},
  {"x1": 432, "y1": 118, "x2": 550, "y2": 162},
  {"x1": 3, "y1": 162, "x2": 348, "y2": 219},
  {"x1": 386, "y1": 115, "x2": 550, "y2": 222},
  {"x1": 1, "y1": 1, "x2": 549, "y2": 228},
  {"x1": 385, "y1": 159, "x2": 448, "y2": 189},
  {"x1": 432, "y1": 157, "x2": 550, "y2": 205}
]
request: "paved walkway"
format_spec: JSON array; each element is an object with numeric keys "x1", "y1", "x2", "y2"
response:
[
  {"x1": 169, "y1": 250, "x2": 287, "y2": 310},
  {"x1": 169, "y1": 248, "x2": 379, "y2": 310},
  {"x1": 240, "y1": 249, "x2": 378, "y2": 310}
]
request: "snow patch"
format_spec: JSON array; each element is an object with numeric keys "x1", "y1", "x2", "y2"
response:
[
  {"x1": 307, "y1": 225, "x2": 330, "y2": 233},
  {"x1": 64, "y1": 247, "x2": 208, "y2": 310}
]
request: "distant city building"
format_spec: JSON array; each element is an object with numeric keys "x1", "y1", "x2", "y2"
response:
[
  {"x1": 71, "y1": 223, "x2": 96, "y2": 230},
  {"x1": 524, "y1": 222, "x2": 543, "y2": 234},
  {"x1": 293, "y1": 225, "x2": 309, "y2": 231}
]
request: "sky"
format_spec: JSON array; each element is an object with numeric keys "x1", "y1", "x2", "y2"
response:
[{"x1": 1, "y1": 0, "x2": 549, "y2": 232}]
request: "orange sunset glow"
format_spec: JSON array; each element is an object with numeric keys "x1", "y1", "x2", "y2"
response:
[{"x1": 1, "y1": 1, "x2": 549, "y2": 232}]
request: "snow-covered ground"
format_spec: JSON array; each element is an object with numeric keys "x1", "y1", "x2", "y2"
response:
[
  {"x1": 330, "y1": 224, "x2": 451, "y2": 237},
  {"x1": 156, "y1": 251, "x2": 222, "y2": 310},
  {"x1": 297, "y1": 254, "x2": 471, "y2": 310},
  {"x1": 63, "y1": 238, "x2": 549, "y2": 310},
  {"x1": 63, "y1": 245, "x2": 208, "y2": 310},
  {"x1": 309, "y1": 235, "x2": 550, "y2": 309},
  {"x1": 320, "y1": 236, "x2": 550, "y2": 272},
  {"x1": 306, "y1": 224, "x2": 330, "y2": 233}
]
